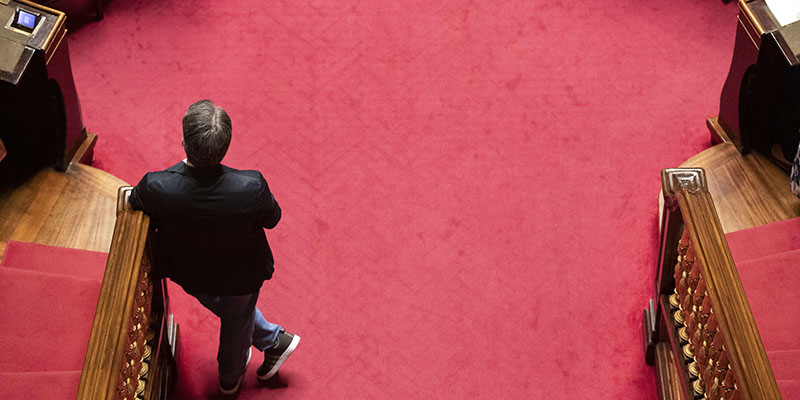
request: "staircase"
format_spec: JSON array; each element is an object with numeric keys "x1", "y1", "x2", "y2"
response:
[
  {"x1": 0, "y1": 241, "x2": 107, "y2": 400},
  {"x1": 726, "y1": 218, "x2": 800, "y2": 399}
]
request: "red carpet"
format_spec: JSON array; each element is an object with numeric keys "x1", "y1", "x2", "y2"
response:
[
  {"x1": 63, "y1": 0, "x2": 741, "y2": 398},
  {"x1": 726, "y1": 218, "x2": 800, "y2": 399},
  {"x1": 0, "y1": 371, "x2": 82, "y2": 400},
  {"x1": 0, "y1": 241, "x2": 108, "y2": 278},
  {"x1": 0, "y1": 241, "x2": 105, "y2": 400}
]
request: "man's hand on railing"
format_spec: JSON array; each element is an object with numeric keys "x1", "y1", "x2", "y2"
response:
[{"x1": 118, "y1": 186, "x2": 134, "y2": 213}]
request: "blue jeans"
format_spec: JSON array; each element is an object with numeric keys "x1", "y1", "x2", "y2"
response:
[{"x1": 193, "y1": 292, "x2": 282, "y2": 383}]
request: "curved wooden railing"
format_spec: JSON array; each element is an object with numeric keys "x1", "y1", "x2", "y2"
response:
[
  {"x1": 76, "y1": 187, "x2": 178, "y2": 399},
  {"x1": 644, "y1": 168, "x2": 781, "y2": 399}
]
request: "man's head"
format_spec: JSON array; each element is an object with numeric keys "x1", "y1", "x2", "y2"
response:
[{"x1": 182, "y1": 100, "x2": 232, "y2": 168}]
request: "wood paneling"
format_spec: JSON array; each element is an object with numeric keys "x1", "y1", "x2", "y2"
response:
[{"x1": 0, "y1": 164, "x2": 127, "y2": 252}]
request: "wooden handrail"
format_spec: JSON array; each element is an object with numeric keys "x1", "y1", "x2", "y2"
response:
[
  {"x1": 76, "y1": 187, "x2": 157, "y2": 399},
  {"x1": 660, "y1": 168, "x2": 781, "y2": 399}
]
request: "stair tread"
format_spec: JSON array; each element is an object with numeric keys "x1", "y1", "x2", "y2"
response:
[
  {"x1": 0, "y1": 370, "x2": 81, "y2": 400},
  {"x1": 767, "y1": 349, "x2": 800, "y2": 382},
  {"x1": 736, "y1": 252, "x2": 800, "y2": 353},
  {"x1": 778, "y1": 379, "x2": 800, "y2": 399},
  {"x1": 0, "y1": 241, "x2": 107, "y2": 280},
  {"x1": 726, "y1": 216, "x2": 800, "y2": 263},
  {"x1": 0, "y1": 267, "x2": 100, "y2": 373}
]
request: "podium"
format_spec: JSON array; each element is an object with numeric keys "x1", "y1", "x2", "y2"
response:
[
  {"x1": 716, "y1": 0, "x2": 800, "y2": 169},
  {"x1": 0, "y1": 0, "x2": 94, "y2": 186}
]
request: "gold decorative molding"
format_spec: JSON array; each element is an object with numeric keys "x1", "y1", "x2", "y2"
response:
[{"x1": 740, "y1": 0, "x2": 765, "y2": 36}]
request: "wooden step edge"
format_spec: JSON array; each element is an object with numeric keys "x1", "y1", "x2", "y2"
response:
[
  {"x1": 707, "y1": 116, "x2": 733, "y2": 146},
  {"x1": 0, "y1": 241, "x2": 6, "y2": 263},
  {"x1": 70, "y1": 131, "x2": 98, "y2": 166}
]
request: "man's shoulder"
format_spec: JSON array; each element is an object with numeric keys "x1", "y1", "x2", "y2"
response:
[
  {"x1": 137, "y1": 163, "x2": 267, "y2": 192},
  {"x1": 137, "y1": 163, "x2": 185, "y2": 186},
  {"x1": 222, "y1": 165, "x2": 261, "y2": 176},
  {"x1": 221, "y1": 166, "x2": 266, "y2": 184}
]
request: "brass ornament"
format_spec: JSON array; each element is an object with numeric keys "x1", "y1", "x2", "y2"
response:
[
  {"x1": 693, "y1": 379, "x2": 705, "y2": 396},
  {"x1": 674, "y1": 309, "x2": 685, "y2": 325},
  {"x1": 689, "y1": 361, "x2": 700, "y2": 377},
  {"x1": 139, "y1": 362, "x2": 149, "y2": 378},
  {"x1": 142, "y1": 345, "x2": 152, "y2": 360},
  {"x1": 683, "y1": 343, "x2": 695, "y2": 359},
  {"x1": 679, "y1": 327, "x2": 690, "y2": 342},
  {"x1": 669, "y1": 293, "x2": 680, "y2": 309}
]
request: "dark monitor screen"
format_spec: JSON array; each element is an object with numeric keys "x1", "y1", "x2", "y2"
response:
[{"x1": 12, "y1": 9, "x2": 39, "y2": 33}]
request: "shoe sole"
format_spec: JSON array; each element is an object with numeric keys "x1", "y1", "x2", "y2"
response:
[
  {"x1": 220, "y1": 347, "x2": 252, "y2": 395},
  {"x1": 257, "y1": 334, "x2": 300, "y2": 381}
]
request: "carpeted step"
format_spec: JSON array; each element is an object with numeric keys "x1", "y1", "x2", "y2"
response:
[
  {"x1": 768, "y1": 350, "x2": 800, "y2": 382},
  {"x1": 735, "y1": 251, "x2": 800, "y2": 353},
  {"x1": 0, "y1": 370, "x2": 81, "y2": 400},
  {"x1": 0, "y1": 267, "x2": 100, "y2": 373},
  {"x1": 725, "y1": 217, "x2": 800, "y2": 263},
  {"x1": 0, "y1": 241, "x2": 107, "y2": 280},
  {"x1": 778, "y1": 379, "x2": 800, "y2": 399}
]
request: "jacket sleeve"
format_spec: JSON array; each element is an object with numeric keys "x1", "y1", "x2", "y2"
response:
[
  {"x1": 259, "y1": 175, "x2": 281, "y2": 229},
  {"x1": 129, "y1": 173, "x2": 153, "y2": 213}
]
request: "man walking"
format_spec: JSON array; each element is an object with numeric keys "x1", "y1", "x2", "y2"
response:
[{"x1": 129, "y1": 99, "x2": 299, "y2": 394}]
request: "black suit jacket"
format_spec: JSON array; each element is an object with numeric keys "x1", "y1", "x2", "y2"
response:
[{"x1": 129, "y1": 162, "x2": 281, "y2": 295}]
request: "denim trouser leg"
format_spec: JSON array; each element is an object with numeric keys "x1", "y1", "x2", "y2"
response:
[
  {"x1": 194, "y1": 292, "x2": 282, "y2": 383},
  {"x1": 253, "y1": 307, "x2": 282, "y2": 351}
]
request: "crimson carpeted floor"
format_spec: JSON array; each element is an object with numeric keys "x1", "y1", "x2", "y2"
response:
[
  {"x1": 726, "y1": 220, "x2": 800, "y2": 398},
  {"x1": 0, "y1": 243, "x2": 107, "y2": 400},
  {"x1": 64, "y1": 0, "x2": 740, "y2": 398}
]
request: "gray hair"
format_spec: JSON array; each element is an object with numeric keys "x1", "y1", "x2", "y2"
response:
[{"x1": 182, "y1": 99, "x2": 232, "y2": 168}]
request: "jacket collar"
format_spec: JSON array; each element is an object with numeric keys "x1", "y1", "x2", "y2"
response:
[{"x1": 167, "y1": 161, "x2": 225, "y2": 180}]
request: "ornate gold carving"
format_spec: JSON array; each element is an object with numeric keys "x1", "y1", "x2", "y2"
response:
[
  {"x1": 679, "y1": 327, "x2": 690, "y2": 342},
  {"x1": 693, "y1": 378, "x2": 706, "y2": 396},
  {"x1": 683, "y1": 343, "x2": 695, "y2": 359},
  {"x1": 670, "y1": 293, "x2": 680, "y2": 309},
  {"x1": 139, "y1": 362, "x2": 148, "y2": 378},
  {"x1": 674, "y1": 309, "x2": 685, "y2": 325},
  {"x1": 142, "y1": 345, "x2": 152, "y2": 360},
  {"x1": 689, "y1": 361, "x2": 700, "y2": 377}
]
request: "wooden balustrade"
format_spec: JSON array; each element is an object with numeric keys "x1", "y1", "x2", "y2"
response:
[
  {"x1": 643, "y1": 168, "x2": 780, "y2": 400},
  {"x1": 76, "y1": 187, "x2": 178, "y2": 400}
]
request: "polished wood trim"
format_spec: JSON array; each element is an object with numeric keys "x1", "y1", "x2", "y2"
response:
[
  {"x1": 45, "y1": 26, "x2": 66, "y2": 65},
  {"x1": 657, "y1": 294, "x2": 693, "y2": 398},
  {"x1": 0, "y1": 241, "x2": 6, "y2": 261},
  {"x1": 671, "y1": 169, "x2": 782, "y2": 399},
  {"x1": 656, "y1": 192, "x2": 683, "y2": 297},
  {"x1": 707, "y1": 116, "x2": 732, "y2": 145},
  {"x1": 70, "y1": 131, "x2": 97, "y2": 165},
  {"x1": 679, "y1": 143, "x2": 800, "y2": 233},
  {"x1": 77, "y1": 187, "x2": 176, "y2": 399},
  {"x1": 0, "y1": 164, "x2": 127, "y2": 252},
  {"x1": 654, "y1": 342, "x2": 688, "y2": 400},
  {"x1": 76, "y1": 191, "x2": 150, "y2": 399}
]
